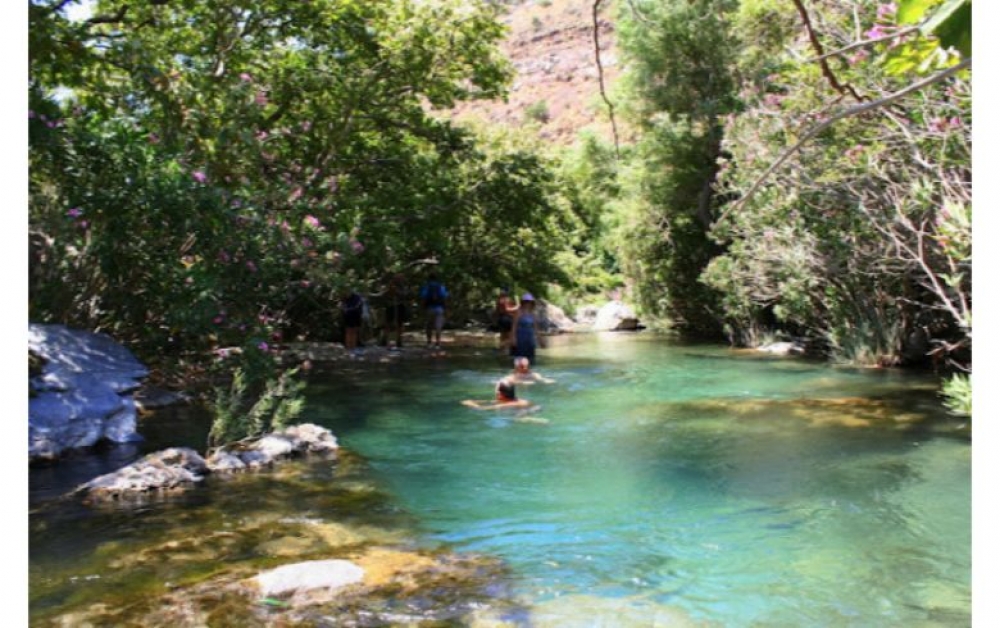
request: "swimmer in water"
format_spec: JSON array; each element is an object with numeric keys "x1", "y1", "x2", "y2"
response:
[
  {"x1": 509, "y1": 356, "x2": 555, "y2": 384},
  {"x1": 461, "y1": 377, "x2": 533, "y2": 411}
]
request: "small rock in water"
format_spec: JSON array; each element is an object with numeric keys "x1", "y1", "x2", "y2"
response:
[{"x1": 254, "y1": 559, "x2": 365, "y2": 596}]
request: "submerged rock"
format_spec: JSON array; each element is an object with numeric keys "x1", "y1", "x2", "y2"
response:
[
  {"x1": 526, "y1": 594, "x2": 708, "y2": 627},
  {"x1": 255, "y1": 559, "x2": 365, "y2": 596}
]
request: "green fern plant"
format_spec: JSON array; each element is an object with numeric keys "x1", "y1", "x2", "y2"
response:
[
  {"x1": 940, "y1": 373, "x2": 971, "y2": 418},
  {"x1": 208, "y1": 354, "x2": 306, "y2": 448}
]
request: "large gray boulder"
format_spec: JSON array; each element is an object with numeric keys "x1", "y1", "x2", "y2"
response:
[
  {"x1": 536, "y1": 300, "x2": 576, "y2": 333},
  {"x1": 592, "y1": 301, "x2": 640, "y2": 331},
  {"x1": 29, "y1": 324, "x2": 148, "y2": 461}
]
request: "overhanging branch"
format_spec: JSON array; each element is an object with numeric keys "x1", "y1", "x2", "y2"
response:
[{"x1": 715, "y1": 57, "x2": 971, "y2": 227}]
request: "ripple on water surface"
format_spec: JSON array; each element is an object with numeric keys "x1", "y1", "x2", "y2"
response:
[{"x1": 29, "y1": 333, "x2": 970, "y2": 626}]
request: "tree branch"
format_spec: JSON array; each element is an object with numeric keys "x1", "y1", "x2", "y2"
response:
[
  {"x1": 791, "y1": 0, "x2": 865, "y2": 102},
  {"x1": 715, "y1": 57, "x2": 971, "y2": 227},
  {"x1": 806, "y1": 26, "x2": 921, "y2": 63},
  {"x1": 592, "y1": 0, "x2": 620, "y2": 159}
]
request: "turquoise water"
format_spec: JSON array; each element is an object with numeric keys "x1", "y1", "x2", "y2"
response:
[{"x1": 304, "y1": 333, "x2": 971, "y2": 626}]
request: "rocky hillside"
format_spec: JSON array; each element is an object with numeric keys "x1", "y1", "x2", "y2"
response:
[{"x1": 444, "y1": 0, "x2": 622, "y2": 146}]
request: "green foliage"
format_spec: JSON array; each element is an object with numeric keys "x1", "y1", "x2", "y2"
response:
[
  {"x1": 596, "y1": 0, "x2": 740, "y2": 333},
  {"x1": 208, "y1": 345, "x2": 306, "y2": 447},
  {"x1": 707, "y1": 0, "x2": 971, "y2": 366},
  {"x1": 524, "y1": 100, "x2": 551, "y2": 124},
  {"x1": 884, "y1": 0, "x2": 971, "y2": 76},
  {"x1": 29, "y1": 0, "x2": 575, "y2": 359},
  {"x1": 903, "y1": 0, "x2": 971, "y2": 57},
  {"x1": 940, "y1": 373, "x2": 971, "y2": 417}
]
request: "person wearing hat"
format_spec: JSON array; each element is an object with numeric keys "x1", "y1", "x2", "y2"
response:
[
  {"x1": 510, "y1": 292, "x2": 545, "y2": 364},
  {"x1": 493, "y1": 287, "x2": 519, "y2": 352}
]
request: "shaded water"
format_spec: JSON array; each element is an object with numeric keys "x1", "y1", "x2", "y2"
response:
[{"x1": 29, "y1": 333, "x2": 970, "y2": 626}]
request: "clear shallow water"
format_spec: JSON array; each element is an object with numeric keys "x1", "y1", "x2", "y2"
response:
[
  {"x1": 304, "y1": 333, "x2": 971, "y2": 625},
  {"x1": 28, "y1": 333, "x2": 970, "y2": 626}
]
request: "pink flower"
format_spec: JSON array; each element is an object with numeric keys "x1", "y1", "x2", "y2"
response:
[
  {"x1": 148, "y1": 133, "x2": 159, "y2": 144},
  {"x1": 949, "y1": 116, "x2": 962, "y2": 128},
  {"x1": 289, "y1": 187, "x2": 303, "y2": 202},
  {"x1": 255, "y1": 130, "x2": 269, "y2": 141},
  {"x1": 304, "y1": 215, "x2": 321, "y2": 229},
  {"x1": 257, "y1": 341, "x2": 269, "y2": 352},
  {"x1": 192, "y1": 170, "x2": 207, "y2": 184},
  {"x1": 255, "y1": 91, "x2": 269, "y2": 107},
  {"x1": 218, "y1": 251, "x2": 231, "y2": 263},
  {"x1": 350, "y1": 240, "x2": 364, "y2": 254},
  {"x1": 246, "y1": 260, "x2": 258, "y2": 272},
  {"x1": 865, "y1": 24, "x2": 892, "y2": 40},
  {"x1": 240, "y1": 72, "x2": 253, "y2": 82},
  {"x1": 301, "y1": 237, "x2": 313, "y2": 248},
  {"x1": 66, "y1": 207, "x2": 83, "y2": 218},
  {"x1": 763, "y1": 93, "x2": 784, "y2": 108},
  {"x1": 300, "y1": 280, "x2": 311, "y2": 288},
  {"x1": 28, "y1": 110, "x2": 36, "y2": 119},
  {"x1": 301, "y1": 121, "x2": 312, "y2": 132},
  {"x1": 876, "y1": 3, "x2": 897, "y2": 21},
  {"x1": 213, "y1": 316, "x2": 225, "y2": 324},
  {"x1": 77, "y1": 220, "x2": 89, "y2": 230},
  {"x1": 848, "y1": 49, "x2": 870, "y2": 65},
  {"x1": 280, "y1": 220, "x2": 291, "y2": 232}
]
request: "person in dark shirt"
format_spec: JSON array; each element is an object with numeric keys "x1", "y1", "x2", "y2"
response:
[{"x1": 341, "y1": 290, "x2": 364, "y2": 355}]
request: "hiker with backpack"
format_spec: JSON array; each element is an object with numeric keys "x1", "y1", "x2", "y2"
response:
[{"x1": 419, "y1": 273, "x2": 449, "y2": 349}]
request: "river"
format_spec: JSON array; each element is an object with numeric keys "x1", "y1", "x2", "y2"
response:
[{"x1": 29, "y1": 332, "x2": 971, "y2": 626}]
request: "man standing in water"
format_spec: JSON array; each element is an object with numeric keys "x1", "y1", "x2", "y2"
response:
[{"x1": 420, "y1": 273, "x2": 448, "y2": 349}]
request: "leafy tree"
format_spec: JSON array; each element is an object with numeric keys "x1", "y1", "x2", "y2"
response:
[{"x1": 606, "y1": 0, "x2": 740, "y2": 333}]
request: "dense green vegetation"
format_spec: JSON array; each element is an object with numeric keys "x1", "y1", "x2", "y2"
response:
[
  {"x1": 30, "y1": 0, "x2": 573, "y2": 354},
  {"x1": 29, "y1": 0, "x2": 972, "y2": 427},
  {"x1": 556, "y1": 0, "x2": 970, "y2": 409}
]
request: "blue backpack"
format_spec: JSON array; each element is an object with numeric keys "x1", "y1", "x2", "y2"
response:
[{"x1": 425, "y1": 282, "x2": 446, "y2": 307}]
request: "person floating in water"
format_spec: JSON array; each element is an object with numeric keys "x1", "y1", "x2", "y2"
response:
[
  {"x1": 461, "y1": 377, "x2": 533, "y2": 411},
  {"x1": 510, "y1": 292, "x2": 545, "y2": 364},
  {"x1": 510, "y1": 356, "x2": 555, "y2": 384}
]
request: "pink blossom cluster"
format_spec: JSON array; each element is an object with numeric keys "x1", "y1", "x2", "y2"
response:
[{"x1": 930, "y1": 117, "x2": 963, "y2": 132}]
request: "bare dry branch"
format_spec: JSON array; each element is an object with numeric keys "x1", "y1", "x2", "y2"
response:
[{"x1": 592, "y1": 0, "x2": 621, "y2": 159}]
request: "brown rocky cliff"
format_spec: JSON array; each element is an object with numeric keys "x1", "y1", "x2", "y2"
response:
[{"x1": 442, "y1": 0, "x2": 621, "y2": 146}]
